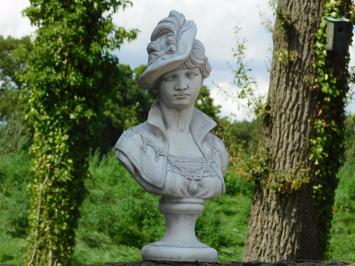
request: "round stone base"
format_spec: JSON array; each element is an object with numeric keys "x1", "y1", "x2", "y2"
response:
[
  {"x1": 141, "y1": 197, "x2": 218, "y2": 262},
  {"x1": 142, "y1": 241, "x2": 218, "y2": 262}
]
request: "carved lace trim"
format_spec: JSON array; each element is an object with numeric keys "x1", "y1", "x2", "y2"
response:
[
  {"x1": 167, "y1": 155, "x2": 217, "y2": 195},
  {"x1": 137, "y1": 131, "x2": 220, "y2": 196}
]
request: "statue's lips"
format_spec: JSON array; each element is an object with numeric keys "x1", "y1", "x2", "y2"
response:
[{"x1": 174, "y1": 94, "x2": 190, "y2": 99}]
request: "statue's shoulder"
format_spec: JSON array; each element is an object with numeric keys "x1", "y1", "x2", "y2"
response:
[
  {"x1": 206, "y1": 133, "x2": 228, "y2": 174},
  {"x1": 120, "y1": 122, "x2": 147, "y2": 137},
  {"x1": 115, "y1": 121, "x2": 167, "y2": 189},
  {"x1": 206, "y1": 133, "x2": 227, "y2": 155},
  {"x1": 116, "y1": 122, "x2": 150, "y2": 148}
]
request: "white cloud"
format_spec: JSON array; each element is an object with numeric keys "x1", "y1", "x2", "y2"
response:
[
  {"x1": 114, "y1": 0, "x2": 275, "y2": 121},
  {"x1": 0, "y1": 0, "x2": 354, "y2": 116},
  {"x1": 0, "y1": 0, "x2": 33, "y2": 37},
  {"x1": 115, "y1": 0, "x2": 272, "y2": 67},
  {"x1": 210, "y1": 81, "x2": 256, "y2": 121}
]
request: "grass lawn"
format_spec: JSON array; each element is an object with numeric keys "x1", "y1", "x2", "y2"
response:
[{"x1": 0, "y1": 150, "x2": 354, "y2": 265}]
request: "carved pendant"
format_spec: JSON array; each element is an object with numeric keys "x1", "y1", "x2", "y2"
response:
[{"x1": 187, "y1": 179, "x2": 200, "y2": 195}]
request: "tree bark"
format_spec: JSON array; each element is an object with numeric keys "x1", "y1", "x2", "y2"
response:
[{"x1": 245, "y1": 0, "x2": 325, "y2": 261}]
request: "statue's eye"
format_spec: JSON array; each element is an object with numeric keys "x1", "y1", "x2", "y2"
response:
[
  {"x1": 186, "y1": 72, "x2": 198, "y2": 79},
  {"x1": 162, "y1": 74, "x2": 176, "y2": 82}
]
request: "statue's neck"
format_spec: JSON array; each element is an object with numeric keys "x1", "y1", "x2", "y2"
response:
[{"x1": 159, "y1": 102, "x2": 194, "y2": 135}]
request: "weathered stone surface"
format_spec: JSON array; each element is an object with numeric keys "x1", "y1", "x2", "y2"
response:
[{"x1": 114, "y1": 10, "x2": 228, "y2": 262}]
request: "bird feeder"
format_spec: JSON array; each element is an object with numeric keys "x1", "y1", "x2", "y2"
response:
[{"x1": 325, "y1": 17, "x2": 353, "y2": 52}]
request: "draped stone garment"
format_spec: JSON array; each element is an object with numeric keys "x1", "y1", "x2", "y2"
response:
[{"x1": 115, "y1": 103, "x2": 228, "y2": 199}]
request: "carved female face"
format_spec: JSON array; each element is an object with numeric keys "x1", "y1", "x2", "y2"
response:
[{"x1": 158, "y1": 68, "x2": 203, "y2": 111}]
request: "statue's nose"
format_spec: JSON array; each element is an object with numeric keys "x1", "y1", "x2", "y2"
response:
[{"x1": 175, "y1": 78, "x2": 188, "y2": 91}]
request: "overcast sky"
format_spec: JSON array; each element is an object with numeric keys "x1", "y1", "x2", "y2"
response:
[{"x1": 1, "y1": 0, "x2": 354, "y2": 120}]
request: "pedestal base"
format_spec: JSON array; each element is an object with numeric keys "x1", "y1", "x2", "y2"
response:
[
  {"x1": 141, "y1": 197, "x2": 218, "y2": 262},
  {"x1": 142, "y1": 242, "x2": 217, "y2": 262}
]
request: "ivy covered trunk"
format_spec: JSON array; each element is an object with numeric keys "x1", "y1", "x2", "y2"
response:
[
  {"x1": 244, "y1": 0, "x2": 352, "y2": 261},
  {"x1": 24, "y1": 1, "x2": 136, "y2": 265}
]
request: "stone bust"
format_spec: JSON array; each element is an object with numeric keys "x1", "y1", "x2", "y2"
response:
[
  {"x1": 115, "y1": 10, "x2": 227, "y2": 199},
  {"x1": 115, "y1": 10, "x2": 228, "y2": 262}
]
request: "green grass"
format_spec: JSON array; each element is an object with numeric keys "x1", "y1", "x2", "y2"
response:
[
  {"x1": 71, "y1": 152, "x2": 165, "y2": 264},
  {"x1": 327, "y1": 157, "x2": 355, "y2": 263},
  {"x1": 72, "y1": 152, "x2": 252, "y2": 264},
  {"x1": 0, "y1": 149, "x2": 354, "y2": 265},
  {"x1": 0, "y1": 151, "x2": 31, "y2": 265}
]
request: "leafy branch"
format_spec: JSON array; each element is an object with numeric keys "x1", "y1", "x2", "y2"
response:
[{"x1": 232, "y1": 32, "x2": 266, "y2": 119}]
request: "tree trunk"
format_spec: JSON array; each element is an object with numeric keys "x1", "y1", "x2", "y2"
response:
[{"x1": 244, "y1": 0, "x2": 351, "y2": 261}]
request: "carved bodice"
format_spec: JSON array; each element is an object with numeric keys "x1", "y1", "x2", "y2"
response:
[
  {"x1": 167, "y1": 155, "x2": 219, "y2": 196},
  {"x1": 115, "y1": 104, "x2": 228, "y2": 199},
  {"x1": 138, "y1": 137, "x2": 222, "y2": 198}
]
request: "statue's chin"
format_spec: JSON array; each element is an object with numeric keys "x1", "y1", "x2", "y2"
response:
[{"x1": 169, "y1": 102, "x2": 194, "y2": 112}]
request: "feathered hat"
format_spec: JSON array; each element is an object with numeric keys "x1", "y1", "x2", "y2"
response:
[{"x1": 140, "y1": 10, "x2": 209, "y2": 89}]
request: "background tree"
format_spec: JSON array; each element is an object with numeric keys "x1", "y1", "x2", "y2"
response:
[
  {"x1": 195, "y1": 85, "x2": 221, "y2": 121},
  {"x1": 0, "y1": 36, "x2": 32, "y2": 154},
  {"x1": 0, "y1": 36, "x2": 32, "y2": 92},
  {"x1": 95, "y1": 64, "x2": 154, "y2": 153},
  {"x1": 244, "y1": 0, "x2": 352, "y2": 261},
  {"x1": 23, "y1": 1, "x2": 137, "y2": 265}
]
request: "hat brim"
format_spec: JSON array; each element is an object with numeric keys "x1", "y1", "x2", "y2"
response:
[
  {"x1": 139, "y1": 54, "x2": 187, "y2": 89},
  {"x1": 140, "y1": 20, "x2": 197, "y2": 90}
]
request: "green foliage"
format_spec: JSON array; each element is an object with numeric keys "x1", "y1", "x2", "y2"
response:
[
  {"x1": 195, "y1": 85, "x2": 221, "y2": 121},
  {"x1": 232, "y1": 32, "x2": 266, "y2": 119},
  {"x1": 327, "y1": 118, "x2": 355, "y2": 261},
  {"x1": 196, "y1": 192, "x2": 252, "y2": 261},
  {"x1": 23, "y1": 0, "x2": 137, "y2": 265},
  {"x1": 71, "y1": 152, "x2": 163, "y2": 264},
  {"x1": 311, "y1": 0, "x2": 353, "y2": 253},
  {"x1": 232, "y1": 2, "x2": 313, "y2": 195},
  {"x1": 0, "y1": 151, "x2": 31, "y2": 265},
  {"x1": 0, "y1": 109, "x2": 29, "y2": 155},
  {"x1": 0, "y1": 236, "x2": 27, "y2": 265},
  {"x1": 214, "y1": 118, "x2": 260, "y2": 197},
  {"x1": 91, "y1": 71, "x2": 220, "y2": 152},
  {"x1": 232, "y1": 6, "x2": 352, "y2": 259},
  {"x1": 344, "y1": 115, "x2": 355, "y2": 165},
  {"x1": 96, "y1": 64, "x2": 153, "y2": 153},
  {"x1": 0, "y1": 35, "x2": 32, "y2": 92},
  {"x1": 216, "y1": 118, "x2": 261, "y2": 156},
  {"x1": 224, "y1": 171, "x2": 255, "y2": 197},
  {"x1": 0, "y1": 35, "x2": 153, "y2": 156},
  {"x1": 214, "y1": 118, "x2": 259, "y2": 196},
  {"x1": 230, "y1": 24, "x2": 313, "y2": 194},
  {"x1": 0, "y1": 35, "x2": 33, "y2": 154},
  {"x1": 237, "y1": 147, "x2": 312, "y2": 194},
  {"x1": 81, "y1": 152, "x2": 165, "y2": 247},
  {"x1": 1, "y1": 120, "x2": 355, "y2": 264},
  {"x1": 71, "y1": 151, "x2": 253, "y2": 264},
  {"x1": 0, "y1": 152, "x2": 31, "y2": 238}
]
